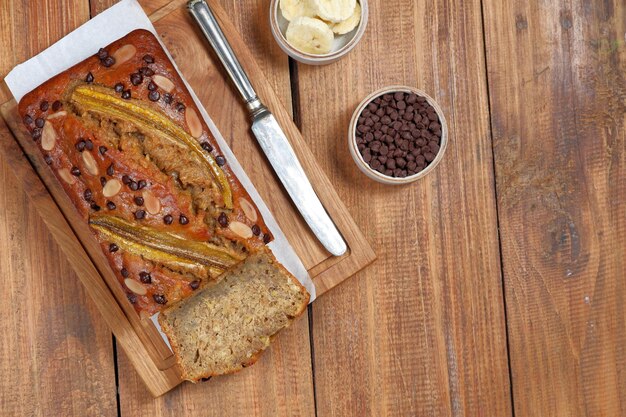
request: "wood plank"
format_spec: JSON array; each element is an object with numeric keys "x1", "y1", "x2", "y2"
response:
[
  {"x1": 90, "y1": 0, "x2": 170, "y2": 17},
  {"x1": 0, "y1": 1, "x2": 119, "y2": 415},
  {"x1": 0, "y1": 116, "x2": 119, "y2": 417},
  {"x1": 299, "y1": 0, "x2": 513, "y2": 415},
  {"x1": 0, "y1": 103, "x2": 182, "y2": 396},
  {"x1": 117, "y1": 0, "x2": 316, "y2": 413},
  {"x1": 483, "y1": 0, "x2": 626, "y2": 415},
  {"x1": 1, "y1": 0, "x2": 374, "y2": 399},
  {"x1": 0, "y1": 1, "x2": 93, "y2": 103}
]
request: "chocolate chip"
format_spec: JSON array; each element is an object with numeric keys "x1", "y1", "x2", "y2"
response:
[
  {"x1": 122, "y1": 90, "x2": 131, "y2": 100},
  {"x1": 44, "y1": 155, "x2": 53, "y2": 165},
  {"x1": 39, "y1": 101, "x2": 49, "y2": 111},
  {"x1": 139, "y1": 66, "x2": 154, "y2": 76},
  {"x1": 83, "y1": 188, "x2": 92, "y2": 201},
  {"x1": 147, "y1": 81, "x2": 157, "y2": 91},
  {"x1": 201, "y1": 142, "x2": 213, "y2": 152},
  {"x1": 190, "y1": 280, "x2": 200, "y2": 290},
  {"x1": 143, "y1": 54, "x2": 154, "y2": 64},
  {"x1": 128, "y1": 181, "x2": 139, "y2": 191},
  {"x1": 130, "y1": 72, "x2": 143, "y2": 86},
  {"x1": 84, "y1": 139, "x2": 93, "y2": 151},
  {"x1": 71, "y1": 166, "x2": 81, "y2": 176},
  {"x1": 163, "y1": 214, "x2": 173, "y2": 225},
  {"x1": 137, "y1": 180, "x2": 147, "y2": 190},
  {"x1": 127, "y1": 293, "x2": 137, "y2": 304},
  {"x1": 217, "y1": 212, "x2": 228, "y2": 227},
  {"x1": 97, "y1": 48, "x2": 109, "y2": 60},
  {"x1": 35, "y1": 118, "x2": 45, "y2": 128},
  {"x1": 122, "y1": 175, "x2": 131, "y2": 184},
  {"x1": 106, "y1": 164, "x2": 114, "y2": 176},
  {"x1": 101, "y1": 56, "x2": 115, "y2": 67},
  {"x1": 175, "y1": 102, "x2": 186, "y2": 112},
  {"x1": 121, "y1": 268, "x2": 129, "y2": 278},
  {"x1": 148, "y1": 91, "x2": 160, "y2": 102},
  {"x1": 135, "y1": 210, "x2": 146, "y2": 219},
  {"x1": 252, "y1": 225, "x2": 261, "y2": 236},
  {"x1": 85, "y1": 72, "x2": 94, "y2": 83},
  {"x1": 179, "y1": 214, "x2": 189, "y2": 225},
  {"x1": 109, "y1": 243, "x2": 119, "y2": 252},
  {"x1": 134, "y1": 196, "x2": 144, "y2": 206},
  {"x1": 139, "y1": 271, "x2": 152, "y2": 284},
  {"x1": 114, "y1": 83, "x2": 124, "y2": 93},
  {"x1": 106, "y1": 201, "x2": 116, "y2": 210},
  {"x1": 100, "y1": 177, "x2": 107, "y2": 187},
  {"x1": 263, "y1": 233, "x2": 271, "y2": 244},
  {"x1": 32, "y1": 128, "x2": 42, "y2": 140},
  {"x1": 153, "y1": 294, "x2": 167, "y2": 305},
  {"x1": 90, "y1": 202, "x2": 101, "y2": 211},
  {"x1": 23, "y1": 114, "x2": 33, "y2": 125},
  {"x1": 215, "y1": 156, "x2": 225, "y2": 166},
  {"x1": 52, "y1": 101, "x2": 62, "y2": 111},
  {"x1": 99, "y1": 146, "x2": 108, "y2": 155},
  {"x1": 163, "y1": 93, "x2": 173, "y2": 104},
  {"x1": 355, "y1": 91, "x2": 442, "y2": 178}
]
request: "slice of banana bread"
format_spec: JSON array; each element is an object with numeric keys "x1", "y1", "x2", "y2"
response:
[{"x1": 158, "y1": 249, "x2": 309, "y2": 381}]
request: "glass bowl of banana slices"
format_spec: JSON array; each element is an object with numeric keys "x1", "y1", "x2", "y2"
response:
[{"x1": 270, "y1": 0, "x2": 368, "y2": 65}]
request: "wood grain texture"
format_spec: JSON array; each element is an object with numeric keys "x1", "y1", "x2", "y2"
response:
[
  {"x1": 0, "y1": 1, "x2": 118, "y2": 415},
  {"x1": 483, "y1": 0, "x2": 626, "y2": 416},
  {"x1": 0, "y1": 0, "x2": 92, "y2": 103},
  {"x1": 0, "y1": 171, "x2": 116, "y2": 417},
  {"x1": 0, "y1": 118, "x2": 118, "y2": 417},
  {"x1": 1, "y1": 0, "x2": 374, "y2": 400},
  {"x1": 116, "y1": 0, "x2": 316, "y2": 414},
  {"x1": 1, "y1": 102, "x2": 182, "y2": 397},
  {"x1": 91, "y1": 0, "x2": 170, "y2": 16},
  {"x1": 299, "y1": 0, "x2": 512, "y2": 415}
]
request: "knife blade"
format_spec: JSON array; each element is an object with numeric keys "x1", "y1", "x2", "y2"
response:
[{"x1": 188, "y1": 0, "x2": 347, "y2": 256}]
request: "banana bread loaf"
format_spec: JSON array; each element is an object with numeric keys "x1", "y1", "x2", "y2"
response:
[{"x1": 17, "y1": 29, "x2": 275, "y2": 316}]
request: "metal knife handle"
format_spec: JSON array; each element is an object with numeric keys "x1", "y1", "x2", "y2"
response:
[{"x1": 187, "y1": 0, "x2": 266, "y2": 118}]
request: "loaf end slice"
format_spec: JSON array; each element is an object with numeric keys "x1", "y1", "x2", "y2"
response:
[{"x1": 158, "y1": 249, "x2": 309, "y2": 381}]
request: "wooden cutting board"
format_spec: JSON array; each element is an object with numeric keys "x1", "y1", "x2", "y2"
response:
[{"x1": 0, "y1": 0, "x2": 375, "y2": 397}]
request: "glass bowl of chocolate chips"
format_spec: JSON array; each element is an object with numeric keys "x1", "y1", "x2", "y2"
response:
[{"x1": 348, "y1": 86, "x2": 448, "y2": 184}]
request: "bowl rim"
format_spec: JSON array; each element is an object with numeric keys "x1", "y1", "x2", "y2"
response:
[
  {"x1": 348, "y1": 85, "x2": 449, "y2": 185},
  {"x1": 269, "y1": 0, "x2": 369, "y2": 64}
]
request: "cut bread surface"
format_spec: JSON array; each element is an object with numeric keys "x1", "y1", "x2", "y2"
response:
[{"x1": 158, "y1": 249, "x2": 309, "y2": 381}]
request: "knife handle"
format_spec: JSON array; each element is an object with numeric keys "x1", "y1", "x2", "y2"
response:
[{"x1": 188, "y1": 0, "x2": 266, "y2": 118}]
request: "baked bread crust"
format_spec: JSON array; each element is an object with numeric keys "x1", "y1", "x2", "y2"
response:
[{"x1": 18, "y1": 30, "x2": 274, "y2": 315}]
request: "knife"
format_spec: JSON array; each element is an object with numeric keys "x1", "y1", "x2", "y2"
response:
[{"x1": 187, "y1": 0, "x2": 347, "y2": 257}]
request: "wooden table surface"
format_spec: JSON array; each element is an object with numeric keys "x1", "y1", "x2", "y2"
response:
[{"x1": 0, "y1": 0, "x2": 623, "y2": 416}]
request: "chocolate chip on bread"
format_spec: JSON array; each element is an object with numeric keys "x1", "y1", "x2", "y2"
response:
[
  {"x1": 18, "y1": 29, "x2": 274, "y2": 316},
  {"x1": 158, "y1": 249, "x2": 309, "y2": 381},
  {"x1": 17, "y1": 28, "x2": 310, "y2": 379}
]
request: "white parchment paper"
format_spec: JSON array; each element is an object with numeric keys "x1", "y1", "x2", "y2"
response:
[{"x1": 4, "y1": 0, "x2": 316, "y2": 341}]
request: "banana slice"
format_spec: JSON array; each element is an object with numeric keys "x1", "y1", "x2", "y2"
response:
[
  {"x1": 310, "y1": 0, "x2": 356, "y2": 23},
  {"x1": 286, "y1": 17, "x2": 335, "y2": 55},
  {"x1": 328, "y1": 2, "x2": 361, "y2": 34},
  {"x1": 280, "y1": 0, "x2": 315, "y2": 21}
]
